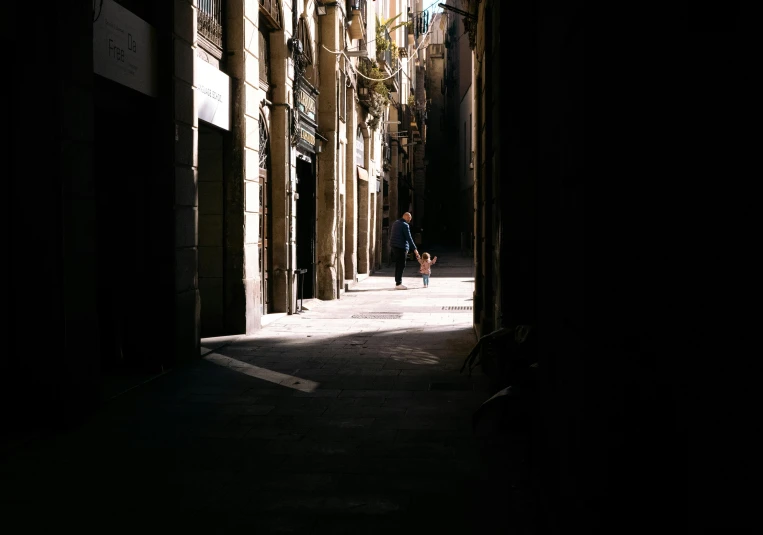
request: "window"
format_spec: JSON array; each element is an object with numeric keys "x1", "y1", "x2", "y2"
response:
[
  {"x1": 198, "y1": 0, "x2": 223, "y2": 56},
  {"x1": 259, "y1": 31, "x2": 271, "y2": 91},
  {"x1": 259, "y1": 0, "x2": 283, "y2": 30},
  {"x1": 355, "y1": 125, "x2": 365, "y2": 167}
]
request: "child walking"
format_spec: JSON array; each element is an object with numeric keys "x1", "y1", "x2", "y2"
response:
[{"x1": 415, "y1": 251, "x2": 438, "y2": 288}]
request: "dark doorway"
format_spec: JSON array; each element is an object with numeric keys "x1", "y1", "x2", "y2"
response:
[
  {"x1": 296, "y1": 157, "x2": 316, "y2": 299},
  {"x1": 399, "y1": 183, "x2": 411, "y2": 217},
  {"x1": 93, "y1": 75, "x2": 162, "y2": 378},
  {"x1": 198, "y1": 123, "x2": 225, "y2": 337}
]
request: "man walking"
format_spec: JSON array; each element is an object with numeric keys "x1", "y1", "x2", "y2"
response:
[{"x1": 389, "y1": 212, "x2": 418, "y2": 290}]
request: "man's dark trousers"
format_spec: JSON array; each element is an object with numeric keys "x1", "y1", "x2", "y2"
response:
[{"x1": 393, "y1": 247, "x2": 407, "y2": 285}]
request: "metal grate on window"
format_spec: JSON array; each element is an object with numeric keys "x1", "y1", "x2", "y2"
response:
[
  {"x1": 259, "y1": 0, "x2": 282, "y2": 30},
  {"x1": 198, "y1": 0, "x2": 223, "y2": 49},
  {"x1": 259, "y1": 117, "x2": 269, "y2": 169},
  {"x1": 259, "y1": 31, "x2": 270, "y2": 86}
]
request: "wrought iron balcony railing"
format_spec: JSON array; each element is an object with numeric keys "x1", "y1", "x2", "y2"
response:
[
  {"x1": 259, "y1": 0, "x2": 282, "y2": 30},
  {"x1": 347, "y1": 0, "x2": 367, "y2": 23},
  {"x1": 376, "y1": 29, "x2": 400, "y2": 94},
  {"x1": 198, "y1": 0, "x2": 223, "y2": 49}
]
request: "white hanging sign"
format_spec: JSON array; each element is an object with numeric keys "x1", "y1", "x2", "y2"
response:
[
  {"x1": 93, "y1": 0, "x2": 158, "y2": 97},
  {"x1": 195, "y1": 57, "x2": 230, "y2": 131}
]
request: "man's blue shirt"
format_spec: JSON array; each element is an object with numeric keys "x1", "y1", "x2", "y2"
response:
[{"x1": 390, "y1": 218, "x2": 417, "y2": 252}]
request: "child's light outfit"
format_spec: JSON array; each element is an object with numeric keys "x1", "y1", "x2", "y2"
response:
[{"x1": 416, "y1": 256, "x2": 437, "y2": 287}]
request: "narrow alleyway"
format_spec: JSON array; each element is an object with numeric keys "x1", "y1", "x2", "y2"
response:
[{"x1": 1, "y1": 248, "x2": 536, "y2": 533}]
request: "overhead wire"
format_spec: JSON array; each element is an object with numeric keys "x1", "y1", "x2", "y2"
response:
[{"x1": 321, "y1": 4, "x2": 442, "y2": 83}]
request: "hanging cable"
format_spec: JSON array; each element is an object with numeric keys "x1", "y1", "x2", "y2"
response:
[{"x1": 320, "y1": 5, "x2": 441, "y2": 84}]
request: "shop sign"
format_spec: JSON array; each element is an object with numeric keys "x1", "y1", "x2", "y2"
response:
[
  {"x1": 195, "y1": 57, "x2": 230, "y2": 130},
  {"x1": 93, "y1": 0, "x2": 157, "y2": 97},
  {"x1": 355, "y1": 127, "x2": 365, "y2": 166},
  {"x1": 299, "y1": 126, "x2": 316, "y2": 147},
  {"x1": 297, "y1": 89, "x2": 316, "y2": 121}
]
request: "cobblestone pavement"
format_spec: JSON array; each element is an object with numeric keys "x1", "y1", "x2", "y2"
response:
[{"x1": 0, "y1": 248, "x2": 535, "y2": 534}]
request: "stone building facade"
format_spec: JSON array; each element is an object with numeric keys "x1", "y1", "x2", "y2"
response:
[{"x1": 3, "y1": 0, "x2": 418, "y2": 429}]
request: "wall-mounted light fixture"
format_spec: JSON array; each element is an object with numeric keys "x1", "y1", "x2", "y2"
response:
[
  {"x1": 316, "y1": 2, "x2": 327, "y2": 15},
  {"x1": 315, "y1": 131, "x2": 328, "y2": 154}
]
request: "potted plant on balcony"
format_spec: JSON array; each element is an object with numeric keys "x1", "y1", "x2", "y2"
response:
[
  {"x1": 357, "y1": 59, "x2": 390, "y2": 129},
  {"x1": 390, "y1": 42, "x2": 399, "y2": 65},
  {"x1": 375, "y1": 14, "x2": 409, "y2": 62}
]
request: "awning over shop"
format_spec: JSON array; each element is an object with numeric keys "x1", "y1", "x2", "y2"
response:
[{"x1": 357, "y1": 166, "x2": 369, "y2": 182}]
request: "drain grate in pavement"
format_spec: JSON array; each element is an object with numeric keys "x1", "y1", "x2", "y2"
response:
[
  {"x1": 428, "y1": 382, "x2": 472, "y2": 391},
  {"x1": 352, "y1": 313, "x2": 403, "y2": 319},
  {"x1": 442, "y1": 306, "x2": 473, "y2": 311}
]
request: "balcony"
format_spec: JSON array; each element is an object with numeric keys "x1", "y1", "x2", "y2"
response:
[
  {"x1": 198, "y1": 0, "x2": 223, "y2": 51},
  {"x1": 355, "y1": 59, "x2": 378, "y2": 110},
  {"x1": 376, "y1": 29, "x2": 400, "y2": 94},
  {"x1": 347, "y1": 0, "x2": 367, "y2": 41},
  {"x1": 347, "y1": 0, "x2": 367, "y2": 22},
  {"x1": 259, "y1": 0, "x2": 282, "y2": 30}
]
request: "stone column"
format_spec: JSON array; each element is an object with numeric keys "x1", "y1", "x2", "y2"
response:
[
  {"x1": 369, "y1": 163, "x2": 378, "y2": 271},
  {"x1": 387, "y1": 139, "x2": 399, "y2": 260},
  {"x1": 357, "y1": 128, "x2": 371, "y2": 273},
  {"x1": 226, "y1": 0, "x2": 261, "y2": 326},
  {"x1": 316, "y1": 6, "x2": 341, "y2": 300},
  {"x1": 174, "y1": 0, "x2": 200, "y2": 361},
  {"x1": 375, "y1": 170, "x2": 383, "y2": 269},
  {"x1": 338, "y1": 140, "x2": 346, "y2": 294},
  {"x1": 344, "y1": 89, "x2": 358, "y2": 283},
  {"x1": 268, "y1": 112, "x2": 291, "y2": 311},
  {"x1": 240, "y1": 0, "x2": 262, "y2": 326},
  {"x1": 369, "y1": 185, "x2": 376, "y2": 269},
  {"x1": 413, "y1": 65, "x2": 427, "y2": 242},
  {"x1": 264, "y1": 10, "x2": 294, "y2": 312}
]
